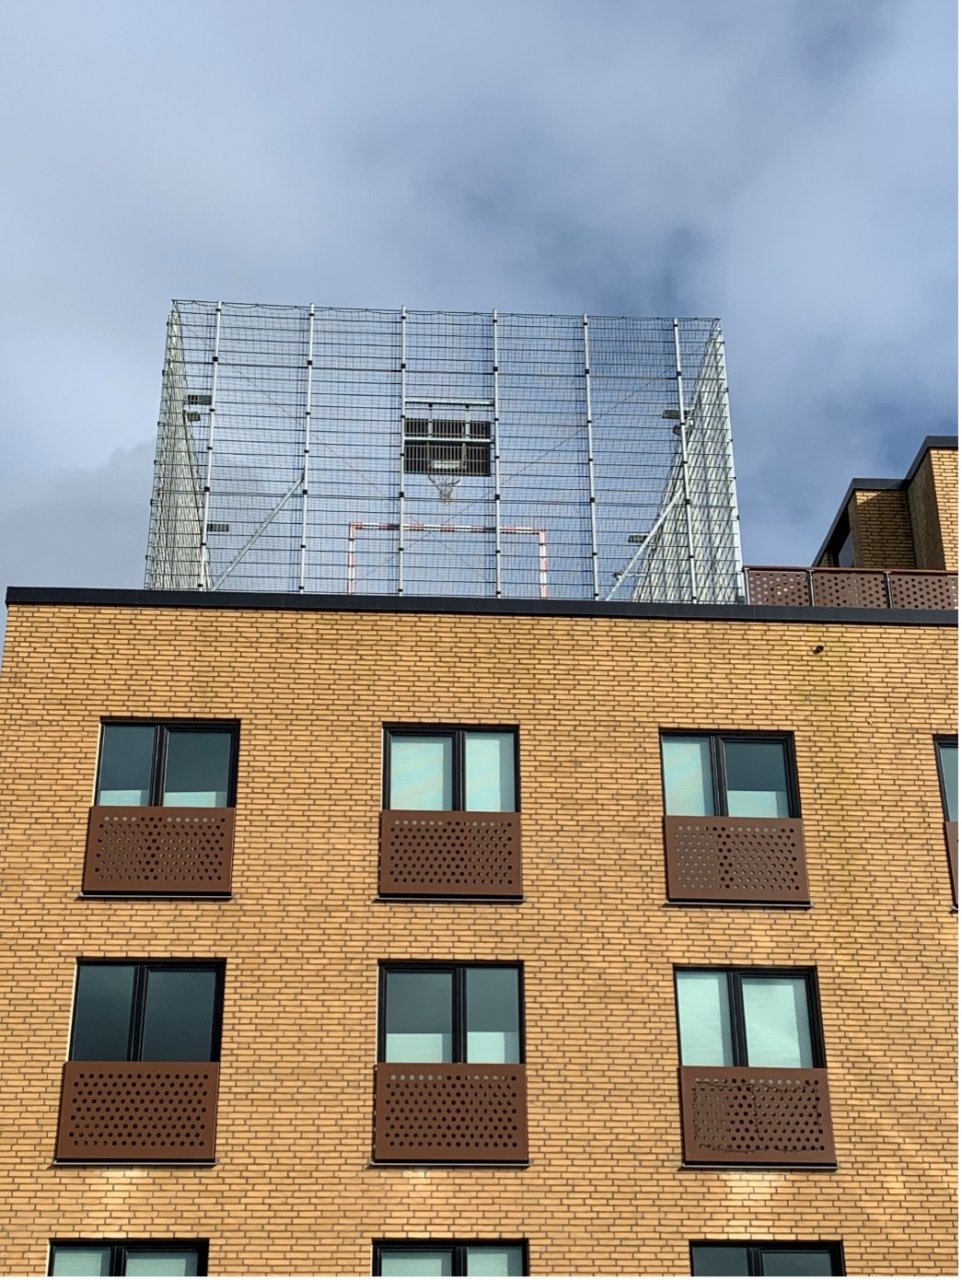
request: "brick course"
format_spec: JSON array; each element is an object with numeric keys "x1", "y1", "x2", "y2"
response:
[{"x1": 0, "y1": 602, "x2": 956, "y2": 1275}]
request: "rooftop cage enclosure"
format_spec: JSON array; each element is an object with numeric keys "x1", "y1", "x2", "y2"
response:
[{"x1": 146, "y1": 303, "x2": 743, "y2": 602}]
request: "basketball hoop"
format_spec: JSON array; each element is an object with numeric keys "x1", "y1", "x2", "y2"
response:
[{"x1": 428, "y1": 460, "x2": 462, "y2": 503}]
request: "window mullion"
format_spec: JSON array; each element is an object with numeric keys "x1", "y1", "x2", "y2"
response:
[
  {"x1": 454, "y1": 730, "x2": 465, "y2": 811},
  {"x1": 747, "y1": 1245, "x2": 762, "y2": 1276},
  {"x1": 730, "y1": 971, "x2": 748, "y2": 1065},
  {"x1": 111, "y1": 1244, "x2": 126, "y2": 1276},
  {"x1": 713, "y1": 736, "x2": 728, "y2": 816},
  {"x1": 454, "y1": 1244, "x2": 467, "y2": 1276},
  {"x1": 152, "y1": 726, "x2": 167, "y2": 806},
  {"x1": 130, "y1": 966, "x2": 148, "y2": 1060},
  {"x1": 455, "y1": 967, "x2": 466, "y2": 1061}
]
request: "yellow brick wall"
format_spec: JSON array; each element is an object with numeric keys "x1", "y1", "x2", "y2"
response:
[
  {"x1": 907, "y1": 449, "x2": 959, "y2": 572},
  {"x1": 849, "y1": 489, "x2": 916, "y2": 568},
  {"x1": 0, "y1": 602, "x2": 956, "y2": 1276}
]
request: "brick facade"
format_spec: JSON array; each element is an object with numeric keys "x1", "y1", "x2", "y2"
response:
[
  {"x1": 907, "y1": 448, "x2": 959, "y2": 572},
  {"x1": 848, "y1": 489, "x2": 916, "y2": 568},
  {"x1": 0, "y1": 599, "x2": 956, "y2": 1276}
]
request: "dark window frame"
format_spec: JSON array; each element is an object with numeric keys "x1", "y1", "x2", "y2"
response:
[
  {"x1": 935, "y1": 735, "x2": 957, "y2": 821},
  {"x1": 377, "y1": 961, "x2": 525, "y2": 1064},
  {"x1": 69, "y1": 961, "x2": 225, "y2": 1062},
  {"x1": 660, "y1": 730, "x2": 801, "y2": 818},
  {"x1": 674, "y1": 966, "x2": 826, "y2": 1068},
  {"x1": 383, "y1": 725, "x2": 520, "y2": 812},
  {"x1": 49, "y1": 1240, "x2": 209, "y2": 1276},
  {"x1": 95, "y1": 720, "x2": 240, "y2": 807},
  {"x1": 373, "y1": 1239, "x2": 529, "y2": 1276},
  {"x1": 690, "y1": 1240, "x2": 844, "y2": 1276}
]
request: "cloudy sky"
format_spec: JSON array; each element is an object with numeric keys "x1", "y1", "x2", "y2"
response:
[{"x1": 0, "y1": 0, "x2": 955, "y2": 603}]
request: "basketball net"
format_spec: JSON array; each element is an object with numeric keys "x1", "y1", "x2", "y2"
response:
[{"x1": 429, "y1": 469, "x2": 461, "y2": 503}]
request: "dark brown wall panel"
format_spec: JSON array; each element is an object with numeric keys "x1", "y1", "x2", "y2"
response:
[
  {"x1": 889, "y1": 572, "x2": 958, "y2": 611},
  {"x1": 56, "y1": 1062, "x2": 219, "y2": 1162},
  {"x1": 811, "y1": 571, "x2": 887, "y2": 609},
  {"x1": 679, "y1": 1066, "x2": 835, "y2": 1166},
  {"x1": 373, "y1": 1062, "x2": 527, "y2": 1163},
  {"x1": 665, "y1": 816, "x2": 808, "y2": 904},
  {"x1": 83, "y1": 807, "x2": 234, "y2": 895},
  {"x1": 744, "y1": 568, "x2": 811, "y2": 606},
  {"x1": 379, "y1": 811, "x2": 521, "y2": 898}
]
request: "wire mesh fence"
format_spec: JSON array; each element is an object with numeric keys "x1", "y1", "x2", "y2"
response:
[{"x1": 146, "y1": 303, "x2": 742, "y2": 602}]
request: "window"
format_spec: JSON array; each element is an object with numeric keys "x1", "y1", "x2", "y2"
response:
[
  {"x1": 96, "y1": 723, "x2": 237, "y2": 807},
  {"x1": 691, "y1": 1242, "x2": 843, "y2": 1276},
  {"x1": 374, "y1": 1242, "x2": 527, "y2": 1277},
  {"x1": 936, "y1": 738, "x2": 957, "y2": 821},
  {"x1": 385, "y1": 728, "x2": 517, "y2": 812},
  {"x1": 675, "y1": 968, "x2": 824, "y2": 1068},
  {"x1": 403, "y1": 414, "x2": 492, "y2": 478},
  {"x1": 70, "y1": 963, "x2": 223, "y2": 1062},
  {"x1": 50, "y1": 1242, "x2": 207, "y2": 1276},
  {"x1": 379, "y1": 964, "x2": 522, "y2": 1063},
  {"x1": 662, "y1": 733, "x2": 798, "y2": 818}
]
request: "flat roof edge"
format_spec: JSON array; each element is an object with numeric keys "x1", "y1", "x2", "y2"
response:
[{"x1": 4, "y1": 586, "x2": 956, "y2": 628}]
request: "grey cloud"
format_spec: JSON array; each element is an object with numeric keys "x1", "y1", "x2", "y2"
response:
[{"x1": 0, "y1": 0, "x2": 954, "y2": 590}]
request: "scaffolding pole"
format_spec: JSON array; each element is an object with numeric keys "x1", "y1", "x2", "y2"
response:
[
  {"x1": 582, "y1": 315, "x2": 601, "y2": 600},
  {"x1": 298, "y1": 304, "x2": 315, "y2": 592},
  {"x1": 397, "y1": 307, "x2": 407, "y2": 596},
  {"x1": 197, "y1": 301, "x2": 222, "y2": 590},
  {"x1": 673, "y1": 318, "x2": 698, "y2": 603},
  {"x1": 492, "y1": 310, "x2": 503, "y2": 597},
  {"x1": 715, "y1": 328, "x2": 744, "y2": 599}
]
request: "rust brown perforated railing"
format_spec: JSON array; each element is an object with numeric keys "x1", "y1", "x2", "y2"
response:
[
  {"x1": 745, "y1": 567, "x2": 957, "y2": 611},
  {"x1": 946, "y1": 821, "x2": 958, "y2": 907},
  {"x1": 379, "y1": 811, "x2": 522, "y2": 898},
  {"x1": 664, "y1": 816, "x2": 809, "y2": 904},
  {"x1": 679, "y1": 1066, "x2": 835, "y2": 1166},
  {"x1": 56, "y1": 1062, "x2": 219, "y2": 1162},
  {"x1": 83, "y1": 807, "x2": 234, "y2": 895},
  {"x1": 373, "y1": 1063, "x2": 528, "y2": 1163}
]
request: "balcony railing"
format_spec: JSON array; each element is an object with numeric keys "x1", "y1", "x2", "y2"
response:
[
  {"x1": 664, "y1": 816, "x2": 809, "y2": 904},
  {"x1": 744, "y1": 567, "x2": 957, "y2": 611},
  {"x1": 946, "y1": 821, "x2": 958, "y2": 907},
  {"x1": 56, "y1": 1062, "x2": 219, "y2": 1162},
  {"x1": 373, "y1": 1062, "x2": 528, "y2": 1163},
  {"x1": 83, "y1": 807, "x2": 234, "y2": 895},
  {"x1": 679, "y1": 1065, "x2": 835, "y2": 1166},
  {"x1": 379, "y1": 811, "x2": 522, "y2": 898}
]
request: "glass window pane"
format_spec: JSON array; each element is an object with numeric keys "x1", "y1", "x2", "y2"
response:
[
  {"x1": 384, "y1": 971, "x2": 453, "y2": 1062},
  {"x1": 465, "y1": 732, "x2": 516, "y2": 811},
  {"x1": 380, "y1": 1251, "x2": 453, "y2": 1277},
  {"x1": 466, "y1": 1245, "x2": 525, "y2": 1276},
  {"x1": 676, "y1": 971, "x2": 733, "y2": 1066},
  {"x1": 466, "y1": 968, "x2": 521, "y2": 1063},
  {"x1": 51, "y1": 1246, "x2": 113, "y2": 1276},
  {"x1": 760, "y1": 1249, "x2": 835, "y2": 1276},
  {"x1": 71, "y1": 965, "x2": 135, "y2": 1060},
  {"x1": 723, "y1": 741, "x2": 790, "y2": 818},
  {"x1": 141, "y1": 969, "x2": 218, "y2": 1061},
  {"x1": 125, "y1": 1251, "x2": 200, "y2": 1277},
  {"x1": 742, "y1": 976, "x2": 813, "y2": 1068},
  {"x1": 662, "y1": 737, "x2": 714, "y2": 816},
  {"x1": 163, "y1": 730, "x2": 233, "y2": 807},
  {"x1": 98, "y1": 725, "x2": 155, "y2": 805},
  {"x1": 691, "y1": 1245, "x2": 750, "y2": 1276},
  {"x1": 939, "y1": 742, "x2": 957, "y2": 821},
  {"x1": 389, "y1": 736, "x2": 453, "y2": 810}
]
